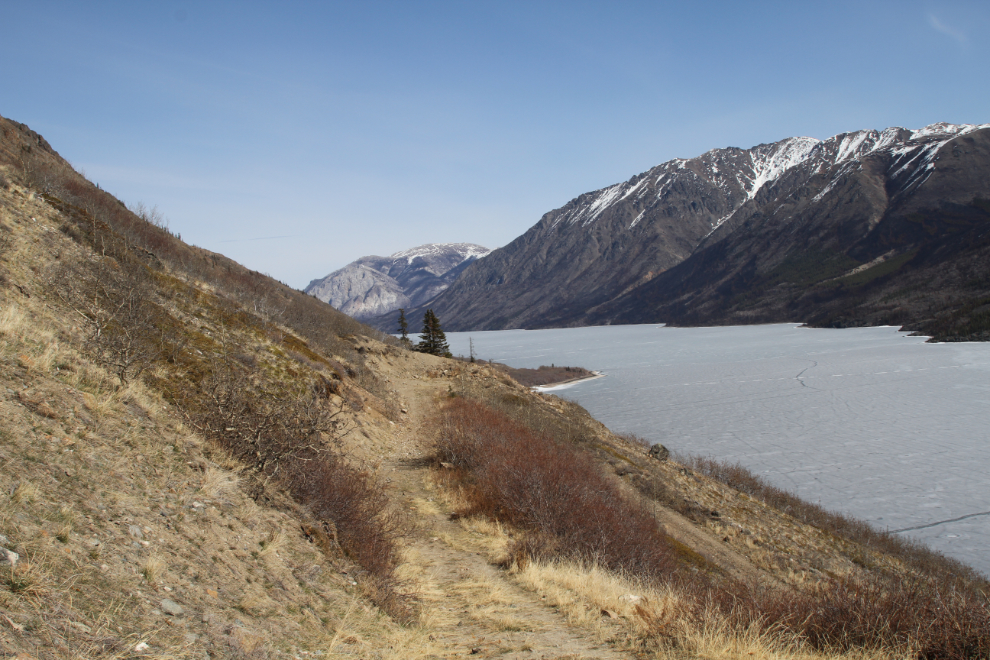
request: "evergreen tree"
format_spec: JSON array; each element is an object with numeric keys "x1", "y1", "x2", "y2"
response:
[
  {"x1": 416, "y1": 309, "x2": 451, "y2": 357},
  {"x1": 397, "y1": 308, "x2": 411, "y2": 348}
]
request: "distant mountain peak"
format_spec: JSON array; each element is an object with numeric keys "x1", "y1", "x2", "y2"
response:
[
  {"x1": 305, "y1": 242, "x2": 489, "y2": 321},
  {"x1": 390, "y1": 242, "x2": 491, "y2": 264}
]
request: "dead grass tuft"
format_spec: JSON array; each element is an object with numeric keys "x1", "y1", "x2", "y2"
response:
[
  {"x1": 141, "y1": 555, "x2": 166, "y2": 583},
  {"x1": 198, "y1": 466, "x2": 241, "y2": 501},
  {"x1": 258, "y1": 529, "x2": 285, "y2": 557},
  {"x1": 11, "y1": 481, "x2": 40, "y2": 505}
]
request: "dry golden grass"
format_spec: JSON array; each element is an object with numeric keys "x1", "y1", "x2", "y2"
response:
[
  {"x1": 258, "y1": 528, "x2": 285, "y2": 557},
  {"x1": 452, "y1": 572, "x2": 535, "y2": 632},
  {"x1": 141, "y1": 555, "x2": 166, "y2": 583},
  {"x1": 198, "y1": 466, "x2": 241, "y2": 501},
  {"x1": 0, "y1": 302, "x2": 27, "y2": 338},
  {"x1": 11, "y1": 480, "x2": 40, "y2": 504},
  {"x1": 320, "y1": 596, "x2": 442, "y2": 659},
  {"x1": 512, "y1": 558, "x2": 914, "y2": 660}
]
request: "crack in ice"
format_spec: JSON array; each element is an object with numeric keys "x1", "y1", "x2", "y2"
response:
[{"x1": 890, "y1": 510, "x2": 990, "y2": 534}]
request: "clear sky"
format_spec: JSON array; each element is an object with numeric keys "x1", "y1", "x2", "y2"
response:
[{"x1": 2, "y1": 1, "x2": 987, "y2": 288}]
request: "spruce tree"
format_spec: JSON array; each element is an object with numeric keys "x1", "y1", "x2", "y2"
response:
[
  {"x1": 397, "y1": 308, "x2": 411, "y2": 348},
  {"x1": 416, "y1": 309, "x2": 451, "y2": 357}
]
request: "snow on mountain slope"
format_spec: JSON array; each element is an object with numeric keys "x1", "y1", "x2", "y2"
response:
[
  {"x1": 554, "y1": 122, "x2": 989, "y2": 238},
  {"x1": 305, "y1": 243, "x2": 490, "y2": 321},
  {"x1": 414, "y1": 122, "x2": 990, "y2": 333}
]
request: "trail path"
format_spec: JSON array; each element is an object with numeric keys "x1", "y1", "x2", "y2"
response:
[{"x1": 377, "y1": 362, "x2": 632, "y2": 660}]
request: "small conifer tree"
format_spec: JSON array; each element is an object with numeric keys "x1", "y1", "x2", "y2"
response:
[
  {"x1": 397, "y1": 308, "x2": 411, "y2": 348},
  {"x1": 416, "y1": 309, "x2": 451, "y2": 357}
]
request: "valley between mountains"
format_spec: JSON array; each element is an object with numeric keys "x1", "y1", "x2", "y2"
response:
[
  {"x1": 343, "y1": 122, "x2": 990, "y2": 341},
  {"x1": 3, "y1": 115, "x2": 989, "y2": 659}
]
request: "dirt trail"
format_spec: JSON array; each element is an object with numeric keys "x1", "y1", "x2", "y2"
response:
[{"x1": 380, "y1": 365, "x2": 632, "y2": 659}]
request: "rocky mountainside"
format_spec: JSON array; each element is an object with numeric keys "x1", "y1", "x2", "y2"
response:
[
  {"x1": 414, "y1": 123, "x2": 990, "y2": 339},
  {"x1": 305, "y1": 243, "x2": 489, "y2": 322}
]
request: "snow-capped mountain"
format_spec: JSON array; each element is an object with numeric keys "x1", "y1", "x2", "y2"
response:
[
  {"x1": 411, "y1": 122, "x2": 990, "y2": 339},
  {"x1": 305, "y1": 243, "x2": 490, "y2": 321}
]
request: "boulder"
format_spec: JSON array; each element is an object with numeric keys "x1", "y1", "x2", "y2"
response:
[
  {"x1": 160, "y1": 599, "x2": 184, "y2": 616},
  {"x1": 648, "y1": 443, "x2": 670, "y2": 461},
  {"x1": 0, "y1": 547, "x2": 18, "y2": 568}
]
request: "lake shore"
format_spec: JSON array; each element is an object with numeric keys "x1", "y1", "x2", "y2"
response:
[{"x1": 532, "y1": 370, "x2": 605, "y2": 391}]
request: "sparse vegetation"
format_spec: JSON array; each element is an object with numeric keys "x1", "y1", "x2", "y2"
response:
[
  {"x1": 681, "y1": 454, "x2": 987, "y2": 589},
  {"x1": 4, "y1": 113, "x2": 990, "y2": 659}
]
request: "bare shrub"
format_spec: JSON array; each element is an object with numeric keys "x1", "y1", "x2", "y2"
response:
[
  {"x1": 48, "y1": 258, "x2": 162, "y2": 384},
  {"x1": 618, "y1": 432, "x2": 651, "y2": 450},
  {"x1": 436, "y1": 398, "x2": 677, "y2": 580},
  {"x1": 288, "y1": 454, "x2": 409, "y2": 618},
  {"x1": 671, "y1": 573, "x2": 990, "y2": 660},
  {"x1": 182, "y1": 346, "x2": 409, "y2": 619}
]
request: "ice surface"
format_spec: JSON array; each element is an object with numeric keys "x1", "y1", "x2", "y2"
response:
[{"x1": 446, "y1": 324, "x2": 990, "y2": 577}]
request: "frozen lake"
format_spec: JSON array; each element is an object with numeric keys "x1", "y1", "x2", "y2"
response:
[{"x1": 445, "y1": 324, "x2": 990, "y2": 577}]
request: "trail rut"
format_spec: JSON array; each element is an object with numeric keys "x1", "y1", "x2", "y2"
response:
[{"x1": 381, "y1": 371, "x2": 632, "y2": 659}]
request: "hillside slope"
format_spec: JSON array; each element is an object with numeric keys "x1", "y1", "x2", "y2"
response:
[
  {"x1": 413, "y1": 123, "x2": 990, "y2": 339},
  {"x1": 2, "y1": 115, "x2": 987, "y2": 659}
]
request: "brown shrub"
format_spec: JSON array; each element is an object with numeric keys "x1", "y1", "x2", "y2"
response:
[
  {"x1": 184, "y1": 350, "x2": 410, "y2": 619},
  {"x1": 681, "y1": 574, "x2": 990, "y2": 659},
  {"x1": 436, "y1": 398, "x2": 677, "y2": 579}
]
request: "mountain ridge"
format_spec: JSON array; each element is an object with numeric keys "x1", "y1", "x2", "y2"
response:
[{"x1": 392, "y1": 122, "x2": 990, "y2": 339}]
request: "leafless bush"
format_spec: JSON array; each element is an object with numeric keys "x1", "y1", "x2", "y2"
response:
[
  {"x1": 436, "y1": 398, "x2": 677, "y2": 579},
  {"x1": 183, "y1": 346, "x2": 409, "y2": 619},
  {"x1": 619, "y1": 432, "x2": 651, "y2": 450},
  {"x1": 193, "y1": 350, "x2": 346, "y2": 479},
  {"x1": 48, "y1": 257, "x2": 165, "y2": 384}
]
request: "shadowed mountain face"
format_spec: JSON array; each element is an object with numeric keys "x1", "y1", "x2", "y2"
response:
[
  {"x1": 305, "y1": 243, "x2": 490, "y2": 321},
  {"x1": 408, "y1": 123, "x2": 990, "y2": 340}
]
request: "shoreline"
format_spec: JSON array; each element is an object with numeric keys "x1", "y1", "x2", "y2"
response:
[{"x1": 532, "y1": 371, "x2": 605, "y2": 392}]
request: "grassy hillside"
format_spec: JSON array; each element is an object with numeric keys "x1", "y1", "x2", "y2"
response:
[{"x1": 1, "y1": 115, "x2": 988, "y2": 659}]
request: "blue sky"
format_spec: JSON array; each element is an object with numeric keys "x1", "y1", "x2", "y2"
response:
[{"x1": 2, "y1": 1, "x2": 987, "y2": 288}]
